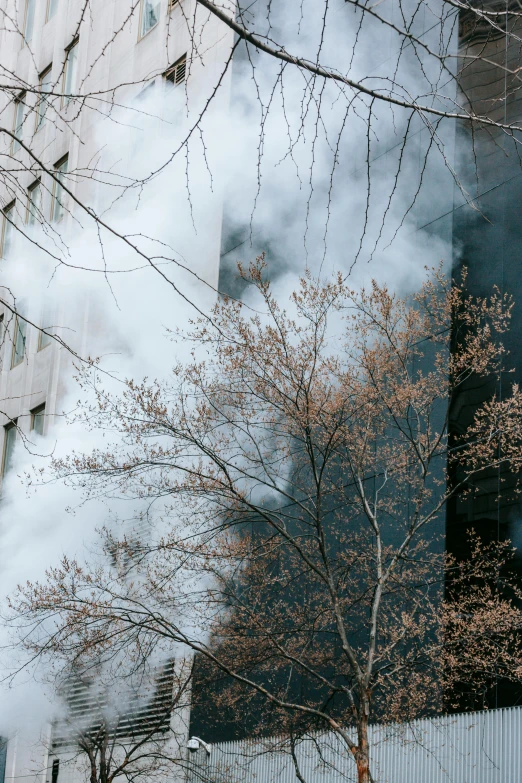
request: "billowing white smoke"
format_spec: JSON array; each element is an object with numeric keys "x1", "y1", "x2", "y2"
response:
[
  {"x1": 0, "y1": 77, "x2": 226, "y2": 735},
  {"x1": 216, "y1": 0, "x2": 455, "y2": 296}
]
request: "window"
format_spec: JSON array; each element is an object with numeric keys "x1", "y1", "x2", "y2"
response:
[
  {"x1": 46, "y1": 0, "x2": 59, "y2": 22},
  {"x1": 11, "y1": 315, "x2": 26, "y2": 368},
  {"x1": 52, "y1": 156, "x2": 68, "y2": 222},
  {"x1": 12, "y1": 93, "x2": 26, "y2": 153},
  {"x1": 27, "y1": 180, "x2": 42, "y2": 226},
  {"x1": 0, "y1": 315, "x2": 4, "y2": 368},
  {"x1": 36, "y1": 66, "x2": 52, "y2": 130},
  {"x1": 2, "y1": 422, "x2": 17, "y2": 478},
  {"x1": 164, "y1": 54, "x2": 187, "y2": 86},
  {"x1": 38, "y1": 300, "x2": 53, "y2": 350},
  {"x1": 51, "y1": 760, "x2": 59, "y2": 783},
  {"x1": 31, "y1": 404, "x2": 46, "y2": 436},
  {"x1": 1, "y1": 201, "x2": 15, "y2": 259},
  {"x1": 24, "y1": 0, "x2": 36, "y2": 43},
  {"x1": 140, "y1": 0, "x2": 159, "y2": 38},
  {"x1": 63, "y1": 40, "x2": 78, "y2": 106},
  {"x1": 0, "y1": 737, "x2": 7, "y2": 783}
]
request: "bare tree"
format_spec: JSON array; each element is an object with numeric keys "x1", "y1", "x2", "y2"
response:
[
  {"x1": 10, "y1": 540, "x2": 195, "y2": 783},
  {"x1": 8, "y1": 260, "x2": 522, "y2": 783}
]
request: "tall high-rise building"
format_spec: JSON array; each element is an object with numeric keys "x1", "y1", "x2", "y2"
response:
[{"x1": 446, "y1": 0, "x2": 522, "y2": 711}]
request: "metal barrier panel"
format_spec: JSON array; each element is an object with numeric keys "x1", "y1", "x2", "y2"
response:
[{"x1": 187, "y1": 707, "x2": 521, "y2": 783}]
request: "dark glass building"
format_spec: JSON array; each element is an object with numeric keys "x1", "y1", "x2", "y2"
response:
[{"x1": 446, "y1": 0, "x2": 522, "y2": 710}]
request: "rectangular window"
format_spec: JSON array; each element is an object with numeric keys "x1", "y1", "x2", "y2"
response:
[
  {"x1": 11, "y1": 315, "x2": 26, "y2": 368},
  {"x1": 12, "y1": 93, "x2": 26, "y2": 153},
  {"x1": 140, "y1": 0, "x2": 159, "y2": 38},
  {"x1": 52, "y1": 156, "x2": 68, "y2": 222},
  {"x1": 46, "y1": 0, "x2": 59, "y2": 22},
  {"x1": 0, "y1": 737, "x2": 7, "y2": 783},
  {"x1": 31, "y1": 404, "x2": 46, "y2": 436},
  {"x1": 63, "y1": 40, "x2": 79, "y2": 106},
  {"x1": 27, "y1": 180, "x2": 42, "y2": 226},
  {"x1": 2, "y1": 422, "x2": 17, "y2": 478},
  {"x1": 36, "y1": 66, "x2": 52, "y2": 131},
  {"x1": 1, "y1": 201, "x2": 15, "y2": 259},
  {"x1": 51, "y1": 760, "x2": 59, "y2": 783},
  {"x1": 38, "y1": 301, "x2": 53, "y2": 350},
  {"x1": 24, "y1": 0, "x2": 36, "y2": 43},
  {"x1": 165, "y1": 54, "x2": 187, "y2": 87},
  {"x1": 0, "y1": 315, "x2": 4, "y2": 367}
]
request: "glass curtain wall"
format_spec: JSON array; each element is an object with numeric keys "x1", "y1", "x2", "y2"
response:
[{"x1": 446, "y1": 0, "x2": 522, "y2": 711}]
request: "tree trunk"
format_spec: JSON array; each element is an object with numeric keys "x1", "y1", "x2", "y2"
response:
[
  {"x1": 356, "y1": 756, "x2": 370, "y2": 783},
  {"x1": 355, "y1": 718, "x2": 371, "y2": 783}
]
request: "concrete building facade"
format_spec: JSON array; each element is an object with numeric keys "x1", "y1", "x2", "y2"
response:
[{"x1": 0, "y1": 1, "x2": 233, "y2": 782}]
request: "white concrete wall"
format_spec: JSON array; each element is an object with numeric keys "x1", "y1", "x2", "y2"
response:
[{"x1": 0, "y1": 0, "x2": 234, "y2": 448}]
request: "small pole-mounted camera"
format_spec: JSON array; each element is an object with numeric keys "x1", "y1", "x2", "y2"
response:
[{"x1": 186, "y1": 736, "x2": 211, "y2": 756}]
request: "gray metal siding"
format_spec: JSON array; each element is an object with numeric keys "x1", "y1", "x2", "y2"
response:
[{"x1": 187, "y1": 707, "x2": 522, "y2": 783}]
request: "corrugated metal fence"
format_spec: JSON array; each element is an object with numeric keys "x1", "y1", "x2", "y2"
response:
[{"x1": 187, "y1": 706, "x2": 522, "y2": 783}]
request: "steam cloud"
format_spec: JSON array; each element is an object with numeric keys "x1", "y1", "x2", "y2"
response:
[{"x1": 0, "y1": 0, "x2": 456, "y2": 747}]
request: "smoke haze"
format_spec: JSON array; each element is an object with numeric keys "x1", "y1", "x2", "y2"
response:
[{"x1": 0, "y1": 0, "x2": 457, "y2": 741}]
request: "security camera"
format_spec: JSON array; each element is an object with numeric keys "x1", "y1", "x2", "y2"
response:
[{"x1": 187, "y1": 736, "x2": 211, "y2": 756}]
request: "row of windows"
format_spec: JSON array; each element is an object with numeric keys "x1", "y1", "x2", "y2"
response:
[
  {"x1": 0, "y1": 155, "x2": 68, "y2": 258},
  {"x1": 1, "y1": 1, "x2": 183, "y2": 487},
  {"x1": 0, "y1": 307, "x2": 51, "y2": 479},
  {"x1": 22, "y1": 0, "x2": 180, "y2": 49},
  {"x1": 23, "y1": 0, "x2": 59, "y2": 43},
  {"x1": 1, "y1": 0, "x2": 59, "y2": 485},
  {"x1": 15, "y1": 0, "x2": 185, "y2": 150},
  {"x1": 2, "y1": 402, "x2": 46, "y2": 479},
  {"x1": 12, "y1": 39, "x2": 78, "y2": 151},
  {"x1": 13, "y1": 39, "x2": 186, "y2": 156},
  {"x1": 4, "y1": 39, "x2": 186, "y2": 251}
]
